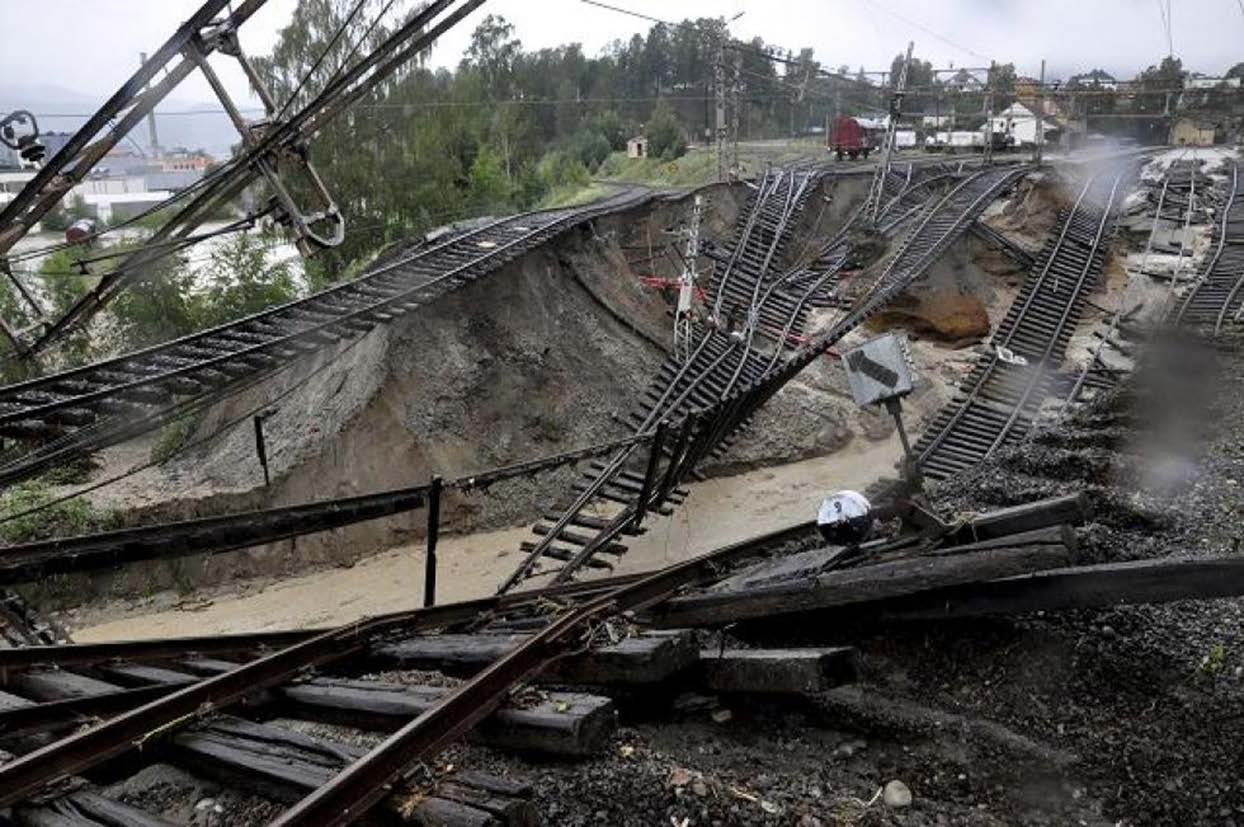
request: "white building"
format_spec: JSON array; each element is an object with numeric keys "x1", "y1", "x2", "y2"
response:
[
  {"x1": 989, "y1": 103, "x2": 1059, "y2": 147},
  {"x1": 0, "y1": 170, "x2": 173, "y2": 224}
]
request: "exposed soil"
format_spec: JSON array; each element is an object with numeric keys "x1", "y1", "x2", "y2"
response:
[{"x1": 34, "y1": 171, "x2": 1010, "y2": 611}]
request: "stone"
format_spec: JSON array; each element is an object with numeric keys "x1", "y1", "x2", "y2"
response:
[
  {"x1": 884, "y1": 780, "x2": 913, "y2": 808},
  {"x1": 710, "y1": 708, "x2": 733, "y2": 724}
]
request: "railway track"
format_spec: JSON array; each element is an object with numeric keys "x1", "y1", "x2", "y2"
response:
[
  {"x1": 0, "y1": 187, "x2": 655, "y2": 486},
  {"x1": 0, "y1": 521, "x2": 817, "y2": 825},
  {"x1": 502, "y1": 163, "x2": 1025, "y2": 588},
  {"x1": 0, "y1": 162, "x2": 1029, "y2": 826},
  {"x1": 1174, "y1": 160, "x2": 1244, "y2": 331},
  {"x1": 914, "y1": 167, "x2": 1133, "y2": 481}
]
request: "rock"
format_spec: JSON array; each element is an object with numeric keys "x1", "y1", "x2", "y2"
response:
[
  {"x1": 799, "y1": 816, "x2": 825, "y2": 827},
  {"x1": 884, "y1": 780, "x2": 913, "y2": 808},
  {"x1": 692, "y1": 780, "x2": 709, "y2": 797},
  {"x1": 834, "y1": 739, "x2": 867, "y2": 757},
  {"x1": 710, "y1": 708, "x2": 734, "y2": 724},
  {"x1": 668, "y1": 767, "x2": 693, "y2": 788}
]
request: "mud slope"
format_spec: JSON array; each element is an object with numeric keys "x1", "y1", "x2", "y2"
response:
[{"x1": 42, "y1": 173, "x2": 1027, "y2": 605}]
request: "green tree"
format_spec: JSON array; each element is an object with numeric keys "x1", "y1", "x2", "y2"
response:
[
  {"x1": 467, "y1": 148, "x2": 516, "y2": 213},
  {"x1": 646, "y1": 98, "x2": 686, "y2": 160},
  {"x1": 191, "y1": 233, "x2": 298, "y2": 330}
]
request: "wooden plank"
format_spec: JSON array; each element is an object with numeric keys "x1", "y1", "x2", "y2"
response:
[
  {"x1": 163, "y1": 716, "x2": 528, "y2": 825},
  {"x1": 14, "y1": 791, "x2": 176, "y2": 827},
  {"x1": 699, "y1": 647, "x2": 859, "y2": 694},
  {"x1": 839, "y1": 557, "x2": 1244, "y2": 620},
  {"x1": 93, "y1": 663, "x2": 198, "y2": 688},
  {"x1": 646, "y1": 543, "x2": 1074, "y2": 628},
  {"x1": 371, "y1": 630, "x2": 698, "y2": 685},
  {"x1": 943, "y1": 493, "x2": 1089, "y2": 544},
  {"x1": 8, "y1": 670, "x2": 122, "y2": 701},
  {"x1": 0, "y1": 688, "x2": 34, "y2": 711},
  {"x1": 275, "y1": 677, "x2": 615, "y2": 757}
]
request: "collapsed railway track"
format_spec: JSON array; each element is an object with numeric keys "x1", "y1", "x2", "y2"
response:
[
  {"x1": 914, "y1": 166, "x2": 1133, "y2": 481},
  {"x1": 1175, "y1": 160, "x2": 1244, "y2": 331},
  {"x1": 0, "y1": 187, "x2": 655, "y2": 487},
  {"x1": 0, "y1": 161, "x2": 1030, "y2": 824},
  {"x1": 502, "y1": 163, "x2": 1025, "y2": 589}
]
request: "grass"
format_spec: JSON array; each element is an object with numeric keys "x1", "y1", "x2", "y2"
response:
[
  {"x1": 0, "y1": 480, "x2": 118, "y2": 544},
  {"x1": 151, "y1": 414, "x2": 200, "y2": 465},
  {"x1": 596, "y1": 149, "x2": 721, "y2": 188},
  {"x1": 536, "y1": 182, "x2": 614, "y2": 209}
]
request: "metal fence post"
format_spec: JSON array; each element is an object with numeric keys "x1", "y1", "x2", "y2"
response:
[
  {"x1": 423, "y1": 475, "x2": 442, "y2": 608},
  {"x1": 252, "y1": 414, "x2": 270, "y2": 487},
  {"x1": 633, "y1": 421, "x2": 668, "y2": 530}
]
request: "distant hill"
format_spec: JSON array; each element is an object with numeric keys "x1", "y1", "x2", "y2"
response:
[{"x1": 1, "y1": 81, "x2": 244, "y2": 159}]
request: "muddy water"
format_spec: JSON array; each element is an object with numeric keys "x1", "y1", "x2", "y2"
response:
[{"x1": 73, "y1": 435, "x2": 900, "y2": 642}]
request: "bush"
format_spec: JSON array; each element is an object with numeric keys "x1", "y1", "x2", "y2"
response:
[
  {"x1": 647, "y1": 98, "x2": 686, "y2": 160},
  {"x1": 571, "y1": 130, "x2": 612, "y2": 171},
  {"x1": 536, "y1": 151, "x2": 590, "y2": 193},
  {"x1": 593, "y1": 111, "x2": 628, "y2": 150},
  {"x1": 190, "y1": 232, "x2": 298, "y2": 330},
  {"x1": 0, "y1": 481, "x2": 116, "y2": 545},
  {"x1": 150, "y1": 415, "x2": 200, "y2": 465},
  {"x1": 39, "y1": 455, "x2": 100, "y2": 486}
]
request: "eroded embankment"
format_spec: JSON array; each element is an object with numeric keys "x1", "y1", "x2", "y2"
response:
[{"x1": 37, "y1": 168, "x2": 1072, "y2": 609}]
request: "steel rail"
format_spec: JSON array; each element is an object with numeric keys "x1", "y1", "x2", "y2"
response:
[
  {"x1": 1171, "y1": 161, "x2": 1239, "y2": 326},
  {"x1": 915, "y1": 174, "x2": 1097, "y2": 466},
  {"x1": 510, "y1": 165, "x2": 1023, "y2": 587},
  {"x1": 983, "y1": 172, "x2": 1124, "y2": 457},
  {"x1": 0, "y1": 190, "x2": 654, "y2": 487},
  {"x1": 503, "y1": 170, "x2": 812, "y2": 590},
  {"x1": 1210, "y1": 163, "x2": 1244, "y2": 332},
  {"x1": 0, "y1": 195, "x2": 643, "y2": 427},
  {"x1": 268, "y1": 520, "x2": 800, "y2": 827},
  {"x1": 0, "y1": 430, "x2": 654, "y2": 586},
  {"x1": 0, "y1": 519, "x2": 808, "y2": 808}
]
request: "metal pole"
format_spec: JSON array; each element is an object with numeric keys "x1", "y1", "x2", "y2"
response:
[
  {"x1": 866, "y1": 41, "x2": 913, "y2": 225},
  {"x1": 139, "y1": 53, "x2": 160, "y2": 157},
  {"x1": 983, "y1": 61, "x2": 995, "y2": 165},
  {"x1": 252, "y1": 414, "x2": 270, "y2": 487},
  {"x1": 423, "y1": 475, "x2": 442, "y2": 608},
  {"x1": 715, "y1": 43, "x2": 727, "y2": 183},
  {"x1": 632, "y1": 422, "x2": 668, "y2": 530},
  {"x1": 730, "y1": 52, "x2": 742, "y2": 177},
  {"x1": 1035, "y1": 59, "x2": 1046, "y2": 163},
  {"x1": 884, "y1": 397, "x2": 921, "y2": 491}
]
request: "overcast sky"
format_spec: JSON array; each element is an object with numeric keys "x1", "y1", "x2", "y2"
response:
[{"x1": 2, "y1": 0, "x2": 1242, "y2": 111}]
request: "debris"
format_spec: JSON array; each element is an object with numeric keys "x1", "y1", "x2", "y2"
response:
[
  {"x1": 710, "y1": 708, "x2": 733, "y2": 724},
  {"x1": 884, "y1": 780, "x2": 913, "y2": 808},
  {"x1": 668, "y1": 767, "x2": 692, "y2": 788}
]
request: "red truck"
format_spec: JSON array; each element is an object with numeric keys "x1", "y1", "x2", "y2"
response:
[{"x1": 827, "y1": 116, "x2": 879, "y2": 160}]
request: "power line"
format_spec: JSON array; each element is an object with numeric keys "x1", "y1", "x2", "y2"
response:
[{"x1": 855, "y1": 0, "x2": 991, "y2": 62}]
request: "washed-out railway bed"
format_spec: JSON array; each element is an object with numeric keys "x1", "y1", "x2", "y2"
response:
[
  {"x1": 4, "y1": 484, "x2": 1244, "y2": 825},
  {"x1": 501, "y1": 162, "x2": 1027, "y2": 590},
  {"x1": 913, "y1": 161, "x2": 1136, "y2": 480},
  {"x1": 0, "y1": 187, "x2": 659, "y2": 488}
]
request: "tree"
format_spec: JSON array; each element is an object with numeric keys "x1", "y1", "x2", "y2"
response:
[
  {"x1": 646, "y1": 98, "x2": 686, "y2": 160},
  {"x1": 190, "y1": 233, "x2": 296, "y2": 331},
  {"x1": 462, "y1": 15, "x2": 521, "y2": 97}
]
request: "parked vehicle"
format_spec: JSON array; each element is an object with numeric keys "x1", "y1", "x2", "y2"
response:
[{"x1": 827, "y1": 116, "x2": 879, "y2": 160}]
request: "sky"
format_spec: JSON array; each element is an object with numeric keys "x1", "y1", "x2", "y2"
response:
[{"x1": 1, "y1": 0, "x2": 1242, "y2": 112}]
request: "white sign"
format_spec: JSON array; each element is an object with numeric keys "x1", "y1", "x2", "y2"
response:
[{"x1": 841, "y1": 332, "x2": 915, "y2": 407}]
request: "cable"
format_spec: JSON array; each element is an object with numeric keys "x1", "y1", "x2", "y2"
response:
[
  {"x1": 856, "y1": 0, "x2": 992, "y2": 62},
  {"x1": 273, "y1": 0, "x2": 372, "y2": 123}
]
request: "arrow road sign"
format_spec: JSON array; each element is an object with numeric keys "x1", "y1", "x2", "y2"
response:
[
  {"x1": 841, "y1": 332, "x2": 915, "y2": 407},
  {"x1": 846, "y1": 349, "x2": 899, "y2": 388}
]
